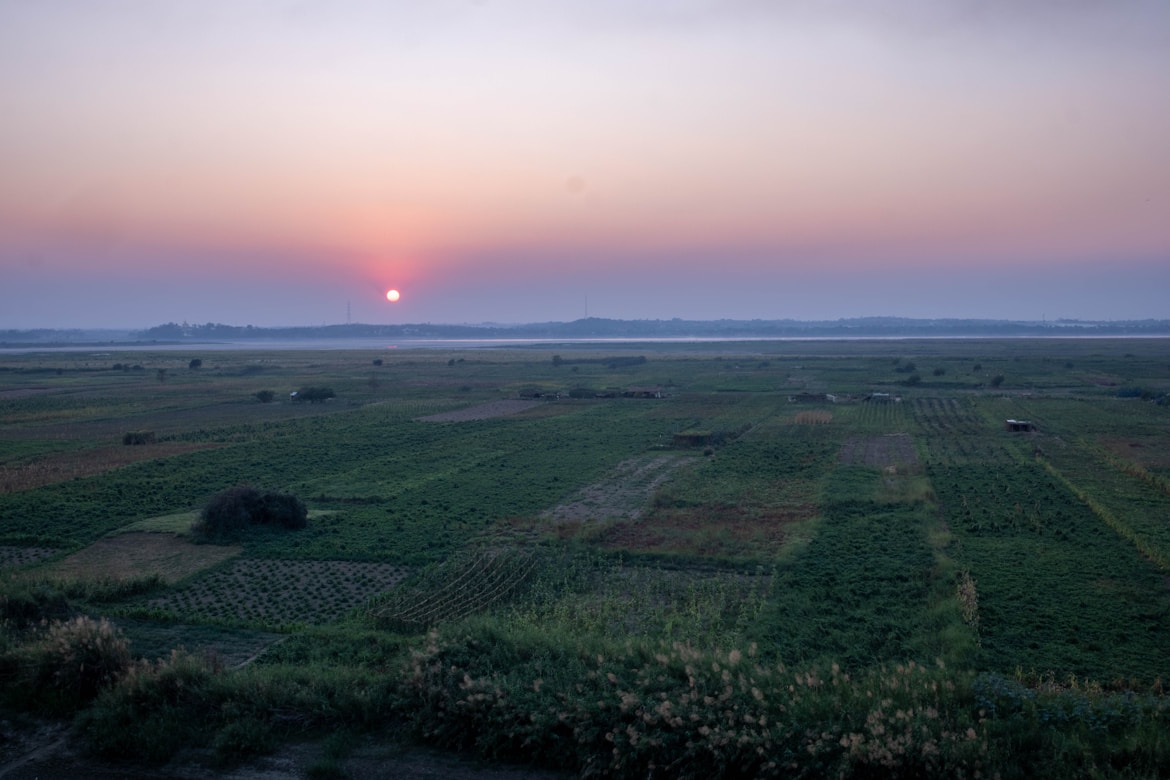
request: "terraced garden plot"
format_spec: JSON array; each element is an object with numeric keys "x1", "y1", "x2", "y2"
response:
[
  {"x1": 838, "y1": 433, "x2": 918, "y2": 467},
  {"x1": 0, "y1": 544, "x2": 57, "y2": 570},
  {"x1": 0, "y1": 442, "x2": 223, "y2": 493},
  {"x1": 597, "y1": 503, "x2": 809, "y2": 558},
  {"x1": 145, "y1": 559, "x2": 412, "y2": 626},
  {"x1": 539, "y1": 454, "x2": 694, "y2": 525}
]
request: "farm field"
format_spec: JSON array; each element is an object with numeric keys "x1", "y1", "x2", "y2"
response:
[{"x1": 1, "y1": 338, "x2": 1170, "y2": 777}]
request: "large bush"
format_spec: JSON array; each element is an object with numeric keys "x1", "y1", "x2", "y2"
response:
[
  {"x1": 292, "y1": 386, "x2": 335, "y2": 403},
  {"x1": 1, "y1": 616, "x2": 131, "y2": 712},
  {"x1": 193, "y1": 485, "x2": 308, "y2": 541}
]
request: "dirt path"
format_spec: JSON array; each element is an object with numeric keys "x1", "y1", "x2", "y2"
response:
[{"x1": 0, "y1": 722, "x2": 570, "y2": 780}]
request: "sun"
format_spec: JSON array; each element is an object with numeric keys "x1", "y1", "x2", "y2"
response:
[{"x1": 385, "y1": 289, "x2": 400, "y2": 303}]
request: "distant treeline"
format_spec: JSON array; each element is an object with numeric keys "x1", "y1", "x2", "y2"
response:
[
  {"x1": 132, "y1": 317, "x2": 1170, "y2": 340},
  {"x1": 4, "y1": 317, "x2": 1170, "y2": 345}
]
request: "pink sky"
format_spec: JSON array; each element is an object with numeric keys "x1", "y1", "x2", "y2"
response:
[{"x1": 2, "y1": 1, "x2": 1168, "y2": 327}]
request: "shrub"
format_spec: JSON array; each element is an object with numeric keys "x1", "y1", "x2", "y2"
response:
[
  {"x1": 212, "y1": 717, "x2": 277, "y2": 766},
  {"x1": 254, "y1": 390, "x2": 276, "y2": 403},
  {"x1": 193, "y1": 485, "x2": 308, "y2": 541},
  {"x1": 0, "y1": 581, "x2": 69, "y2": 627},
  {"x1": 78, "y1": 650, "x2": 218, "y2": 762},
  {"x1": 188, "y1": 358, "x2": 202, "y2": 369},
  {"x1": 122, "y1": 430, "x2": 156, "y2": 445},
  {"x1": 990, "y1": 374, "x2": 1005, "y2": 387}
]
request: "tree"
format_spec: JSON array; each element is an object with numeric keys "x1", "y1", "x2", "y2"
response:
[
  {"x1": 254, "y1": 390, "x2": 275, "y2": 403},
  {"x1": 188, "y1": 358, "x2": 202, "y2": 370},
  {"x1": 292, "y1": 386, "x2": 335, "y2": 404},
  {"x1": 990, "y1": 374, "x2": 1005, "y2": 388}
]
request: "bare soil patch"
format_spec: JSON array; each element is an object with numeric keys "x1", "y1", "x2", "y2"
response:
[
  {"x1": 839, "y1": 434, "x2": 918, "y2": 467},
  {"x1": 145, "y1": 559, "x2": 412, "y2": 626},
  {"x1": 34, "y1": 533, "x2": 241, "y2": 584},
  {"x1": 0, "y1": 442, "x2": 223, "y2": 493},
  {"x1": 540, "y1": 454, "x2": 694, "y2": 525},
  {"x1": 1099, "y1": 435, "x2": 1170, "y2": 470},
  {"x1": 599, "y1": 503, "x2": 813, "y2": 557},
  {"x1": 417, "y1": 399, "x2": 546, "y2": 422}
]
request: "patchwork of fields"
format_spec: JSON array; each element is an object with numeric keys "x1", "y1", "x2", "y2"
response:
[{"x1": 2, "y1": 339, "x2": 1169, "y2": 775}]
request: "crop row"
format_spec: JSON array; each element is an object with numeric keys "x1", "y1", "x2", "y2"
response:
[
  {"x1": 504, "y1": 552, "x2": 775, "y2": 645},
  {"x1": 910, "y1": 397, "x2": 985, "y2": 436},
  {"x1": 749, "y1": 468, "x2": 953, "y2": 669},
  {"x1": 374, "y1": 548, "x2": 537, "y2": 631},
  {"x1": 929, "y1": 460, "x2": 1170, "y2": 681},
  {"x1": 1038, "y1": 444, "x2": 1170, "y2": 572}
]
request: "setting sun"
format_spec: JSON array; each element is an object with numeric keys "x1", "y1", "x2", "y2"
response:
[{"x1": 386, "y1": 289, "x2": 400, "y2": 303}]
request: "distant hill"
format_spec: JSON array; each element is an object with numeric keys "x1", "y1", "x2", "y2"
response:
[{"x1": 3, "y1": 317, "x2": 1170, "y2": 345}]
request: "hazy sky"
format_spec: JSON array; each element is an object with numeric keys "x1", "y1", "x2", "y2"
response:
[{"x1": 2, "y1": 1, "x2": 1168, "y2": 327}]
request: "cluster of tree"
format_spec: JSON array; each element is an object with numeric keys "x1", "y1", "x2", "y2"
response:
[
  {"x1": 191, "y1": 485, "x2": 308, "y2": 541},
  {"x1": 552, "y1": 354, "x2": 648, "y2": 368}
]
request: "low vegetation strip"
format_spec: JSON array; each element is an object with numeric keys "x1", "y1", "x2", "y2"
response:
[{"x1": 417, "y1": 399, "x2": 546, "y2": 422}]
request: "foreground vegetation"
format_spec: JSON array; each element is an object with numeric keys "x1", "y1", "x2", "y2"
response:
[{"x1": 2, "y1": 338, "x2": 1169, "y2": 776}]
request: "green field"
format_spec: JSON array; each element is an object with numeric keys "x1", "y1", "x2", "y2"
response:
[{"x1": 2, "y1": 339, "x2": 1169, "y2": 776}]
